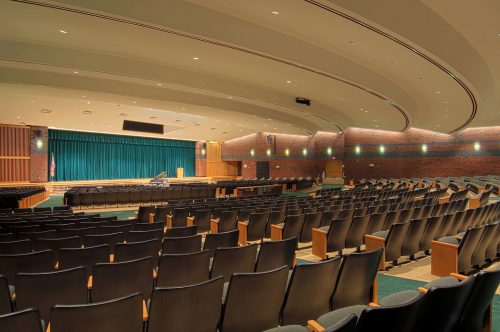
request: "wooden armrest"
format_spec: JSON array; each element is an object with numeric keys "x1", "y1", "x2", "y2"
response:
[
  {"x1": 313, "y1": 227, "x2": 327, "y2": 235},
  {"x1": 368, "y1": 302, "x2": 380, "y2": 307},
  {"x1": 46, "y1": 322, "x2": 50, "y2": 332},
  {"x1": 431, "y1": 240, "x2": 459, "y2": 277},
  {"x1": 312, "y1": 228, "x2": 328, "y2": 259},
  {"x1": 418, "y1": 287, "x2": 428, "y2": 294},
  {"x1": 87, "y1": 276, "x2": 93, "y2": 289},
  {"x1": 210, "y1": 218, "x2": 219, "y2": 224},
  {"x1": 110, "y1": 254, "x2": 114, "y2": 263},
  {"x1": 187, "y1": 216, "x2": 195, "y2": 221},
  {"x1": 271, "y1": 224, "x2": 283, "y2": 230},
  {"x1": 134, "y1": 211, "x2": 138, "y2": 219},
  {"x1": 148, "y1": 213, "x2": 155, "y2": 224},
  {"x1": 237, "y1": 222, "x2": 248, "y2": 245},
  {"x1": 143, "y1": 300, "x2": 148, "y2": 321},
  {"x1": 210, "y1": 219, "x2": 219, "y2": 234},
  {"x1": 187, "y1": 216, "x2": 194, "y2": 227},
  {"x1": 450, "y1": 272, "x2": 467, "y2": 281},
  {"x1": 153, "y1": 269, "x2": 157, "y2": 279},
  {"x1": 365, "y1": 235, "x2": 386, "y2": 270},
  {"x1": 308, "y1": 320, "x2": 325, "y2": 332},
  {"x1": 166, "y1": 215, "x2": 173, "y2": 228},
  {"x1": 365, "y1": 234, "x2": 385, "y2": 241}
]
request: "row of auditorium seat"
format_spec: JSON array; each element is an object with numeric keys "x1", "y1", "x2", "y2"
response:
[
  {"x1": 0, "y1": 187, "x2": 46, "y2": 209},
  {"x1": 0, "y1": 247, "x2": 382, "y2": 332}
]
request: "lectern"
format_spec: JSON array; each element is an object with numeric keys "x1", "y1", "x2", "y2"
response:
[{"x1": 176, "y1": 167, "x2": 184, "y2": 178}]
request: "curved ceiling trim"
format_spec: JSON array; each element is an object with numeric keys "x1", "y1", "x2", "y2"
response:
[
  {"x1": 305, "y1": 0, "x2": 477, "y2": 133},
  {"x1": 11, "y1": 0, "x2": 409, "y2": 131}
]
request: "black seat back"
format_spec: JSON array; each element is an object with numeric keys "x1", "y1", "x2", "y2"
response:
[
  {"x1": 471, "y1": 223, "x2": 498, "y2": 266},
  {"x1": 366, "y1": 212, "x2": 387, "y2": 235},
  {"x1": 0, "y1": 275, "x2": 12, "y2": 314},
  {"x1": 255, "y1": 237, "x2": 297, "y2": 272},
  {"x1": 16, "y1": 267, "x2": 87, "y2": 323},
  {"x1": 419, "y1": 216, "x2": 443, "y2": 251},
  {"x1": 218, "y1": 210, "x2": 239, "y2": 232},
  {"x1": 300, "y1": 212, "x2": 323, "y2": 242},
  {"x1": 203, "y1": 230, "x2": 239, "y2": 258},
  {"x1": 165, "y1": 225, "x2": 197, "y2": 238},
  {"x1": 246, "y1": 213, "x2": 269, "y2": 241},
  {"x1": 327, "y1": 218, "x2": 352, "y2": 253},
  {"x1": 84, "y1": 232, "x2": 125, "y2": 254},
  {"x1": 59, "y1": 245, "x2": 110, "y2": 277},
  {"x1": 127, "y1": 229, "x2": 163, "y2": 243},
  {"x1": 220, "y1": 266, "x2": 289, "y2": 332},
  {"x1": 162, "y1": 234, "x2": 201, "y2": 254},
  {"x1": 281, "y1": 258, "x2": 342, "y2": 325},
  {"x1": 92, "y1": 256, "x2": 154, "y2": 302},
  {"x1": 34, "y1": 236, "x2": 81, "y2": 263},
  {"x1": 457, "y1": 226, "x2": 485, "y2": 273},
  {"x1": 345, "y1": 215, "x2": 371, "y2": 249},
  {"x1": 210, "y1": 244, "x2": 258, "y2": 282},
  {"x1": 133, "y1": 221, "x2": 164, "y2": 232},
  {"x1": 331, "y1": 249, "x2": 382, "y2": 310},
  {"x1": 0, "y1": 309, "x2": 43, "y2": 332},
  {"x1": 172, "y1": 207, "x2": 190, "y2": 227},
  {"x1": 157, "y1": 250, "x2": 210, "y2": 287},
  {"x1": 193, "y1": 209, "x2": 211, "y2": 233},
  {"x1": 0, "y1": 239, "x2": 32, "y2": 255},
  {"x1": 401, "y1": 218, "x2": 428, "y2": 256},
  {"x1": 0, "y1": 250, "x2": 54, "y2": 286},
  {"x1": 50, "y1": 292, "x2": 143, "y2": 332},
  {"x1": 147, "y1": 278, "x2": 224, "y2": 332},
  {"x1": 283, "y1": 214, "x2": 305, "y2": 240},
  {"x1": 384, "y1": 221, "x2": 411, "y2": 262},
  {"x1": 115, "y1": 239, "x2": 159, "y2": 263}
]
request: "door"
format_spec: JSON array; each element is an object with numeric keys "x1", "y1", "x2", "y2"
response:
[
  {"x1": 326, "y1": 160, "x2": 343, "y2": 178},
  {"x1": 256, "y1": 161, "x2": 270, "y2": 179}
]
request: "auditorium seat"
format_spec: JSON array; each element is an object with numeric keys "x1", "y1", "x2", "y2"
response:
[
  {"x1": 136, "y1": 206, "x2": 155, "y2": 223},
  {"x1": 0, "y1": 308, "x2": 44, "y2": 332},
  {"x1": 84, "y1": 232, "x2": 125, "y2": 254},
  {"x1": 147, "y1": 277, "x2": 224, "y2": 332},
  {"x1": 255, "y1": 237, "x2": 297, "y2": 272},
  {"x1": 167, "y1": 207, "x2": 189, "y2": 228},
  {"x1": 156, "y1": 250, "x2": 210, "y2": 287},
  {"x1": 58, "y1": 245, "x2": 110, "y2": 276},
  {"x1": 133, "y1": 221, "x2": 164, "y2": 232},
  {"x1": 127, "y1": 229, "x2": 163, "y2": 243},
  {"x1": 35, "y1": 236, "x2": 82, "y2": 263},
  {"x1": 203, "y1": 230, "x2": 239, "y2": 258},
  {"x1": 219, "y1": 266, "x2": 289, "y2": 332},
  {"x1": 344, "y1": 215, "x2": 371, "y2": 251},
  {"x1": 162, "y1": 234, "x2": 202, "y2": 254},
  {"x1": 365, "y1": 221, "x2": 411, "y2": 270},
  {"x1": 91, "y1": 256, "x2": 154, "y2": 302},
  {"x1": 114, "y1": 239, "x2": 159, "y2": 264},
  {"x1": 281, "y1": 258, "x2": 342, "y2": 326},
  {"x1": 0, "y1": 275, "x2": 12, "y2": 314},
  {"x1": 299, "y1": 212, "x2": 323, "y2": 243},
  {"x1": 210, "y1": 244, "x2": 258, "y2": 282},
  {"x1": 266, "y1": 210, "x2": 286, "y2": 238},
  {"x1": 365, "y1": 212, "x2": 387, "y2": 235},
  {"x1": 164, "y1": 225, "x2": 197, "y2": 238},
  {"x1": 271, "y1": 214, "x2": 305, "y2": 241},
  {"x1": 98, "y1": 224, "x2": 134, "y2": 235},
  {"x1": 210, "y1": 210, "x2": 238, "y2": 233},
  {"x1": 20, "y1": 230, "x2": 58, "y2": 241},
  {"x1": 401, "y1": 218, "x2": 428, "y2": 259},
  {"x1": 312, "y1": 218, "x2": 351, "y2": 259},
  {"x1": 330, "y1": 249, "x2": 382, "y2": 310},
  {"x1": 0, "y1": 239, "x2": 32, "y2": 254},
  {"x1": 50, "y1": 292, "x2": 143, "y2": 332},
  {"x1": 15, "y1": 266, "x2": 88, "y2": 322},
  {"x1": 0, "y1": 250, "x2": 55, "y2": 286},
  {"x1": 188, "y1": 208, "x2": 211, "y2": 233},
  {"x1": 237, "y1": 212, "x2": 268, "y2": 244}
]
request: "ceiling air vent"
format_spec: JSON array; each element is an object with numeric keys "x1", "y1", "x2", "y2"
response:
[{"x1": 123, "y1": 120, "x2": 164, "y2": 134}]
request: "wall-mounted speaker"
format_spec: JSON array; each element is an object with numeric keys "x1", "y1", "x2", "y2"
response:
[{"x1": 123, "y1": 120, "x2": 164, "y2": 134}]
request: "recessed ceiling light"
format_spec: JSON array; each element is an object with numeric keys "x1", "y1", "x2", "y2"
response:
[
  {"x1": 30, "y1": 100, "x2": 35, "y2": 103},
  {"x1": 360, "y1": 108, "x2": 364, "y2": 111},
  {"x1": 444, "y1": 101, "x2": 448, "y2": 104},
  {"x1": 108, "y1": 125, "x2": 112, "y2": 128},
  {"x1": 364, "y1": 110, "x2": 368, "y2": 113},
  {"x1": 82, "y1": 110, "x2": 92, "y2": 114},
  {"x1": 267, "y1": 118, "x2": 271, "y2": 121},
  {"x1": 193, "y1": 57, "x2": 199, "y2": 60},
  {"x1": 86, "y1": 101, "x2": 91, "y2": 105},
  {"x1": 119, "y1": 113, "x2": 128, "y2": 117},
  {"x1": 73, "y1": 71, "x2": 79, "y2": 74},
  {"x1": 239, "y1": 129, "x2": 243, "y2": 132},
  {"x1": 132, "y1": 101, "x2": 136, "y2": 104},
  {"x1": 272, "y1": 11, "x2": 279, "y2": 15},
  {"x1": 16, "y1": 116, "x2": 21, "y2": 119},
  {"x1": 436, "y1": 90, "x2": 441, "y2": 94},
  {"x1": 157, "y1": 83, "x2": 162, "y2": 86},
  {"x1": 228, "y1": 96, "x2": 233, "y2": 99},
  {"x1": 348, "y1": 40, "x2": 356, "y2": 44},
  {"x1": 373, "y1": 119, "x2": 377, "y2": 122},
  {"x1": 41, "y1": 109, "x2": 52, "y2": 114},
  {"x1": 82, "y1": 96, "x2": 86, "y2": 98},
  {"x1": 181, "y1": 107, "x2": 186, "y2": 111},
  {"x1": 375, "y1": 125, "x2": 379, "y2": 128},
  {"x1": 274, "y1": 127, "x2": 277, "y2": 130},
  {"x1": 59, "y1": 29, "x2": 67, "y2": 34},
  {"x1": 444, "y1": 109, "x2": 449, "y2": 112},
  {"x1": 175, "y1": 120, "x2": 182, "y2": 123},
  {"x1": 150, "y1": 116, "x2": 157, "y2": 120},
  {"x1": 148, "y1": 108, "x2": 153, "y2": 110},
  {"x1": 286, "y1": 80, "x2": 292, "y2": 84},
  {"x1": 193, "y1": 123, "x2": 200, "y2": 126}
]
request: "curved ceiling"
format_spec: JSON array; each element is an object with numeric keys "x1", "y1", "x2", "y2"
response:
[{"x1": 0, "y1": 0, "x2": 496, "y2": 141}]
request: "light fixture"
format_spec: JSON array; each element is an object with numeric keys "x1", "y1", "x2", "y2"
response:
[
  {"x1": 474, "y1": 142, "x2": 481, "y2": 151},
  {"x1": 193, "y1": 57, "x2": 199, "y2": 60},
  {"x1": 228, "y1": 96, "x2": 233, "y2": 99},
  {"x1": 132, "y1": 101, "x2": 137, "y2": 104},
  {"x1": 379, "y1": 145, "x2": 385, "y2": 153},
  {"x1": 285, "y1": 148, "x2": 290, "y2": 156},
  {"x1": 355, "y1": 145, "x2": 361, "y2": 154},
  {"x1": 119, "y1": 113, "x2": 128, "y2": 117},
  {"x1": 36, "y1": 139, "x2": 43, "y2": 149},
  {"x1": 266, "y1": 148, "x2": 272, "y2": 156},
  {"x1": 150, "y1": 116, "x2": 157, "y2": 120},
  {"x1": 327, "y1": 147, "x2": 332, "y2": 155},
  {"x1": 348, "y1": 40, "x2": 356, "y2": 44},
  {"x1": 250, "y1": 149, "x2": 255, "y2": 157},
  {"x1": 201, "y1": 148, "x2": 206, "y2": 155},
  {"x1": 86, "y1": 101, "x2": 91, "y2": 105},
  {"x1": 273, "y1": 127, "x2": 277, "y2": 130},
  {"x1": 82, "y1": 110, "x2": 92, "y2": 114},
  {"x1": 73, "y1": 71, "x2": 79, "y2": 74},
  {"x1": 422, "y1": 144, "x2": 428, "y2": 153},
  {"x1": 302, "y1": 148, "x2": 307, "y2": 156},
  {"x1": 436, "y1": 90, "x2": 441, "y2": 94},
  {"x1": 272, "y1": 11, "x2": 279, "y2": 15},
  {"x1": 59, "y1": 29, "x2": 67, "y2": 34},
  {"x1": 286, "y1": 80, "x2": 291, "y2": 84},
  {"x1": 40, "y1": 109, "x2": 52, "y2": 114},
  {"x1": 157, "y1": 83, "x2": 162, "y2": 86}
]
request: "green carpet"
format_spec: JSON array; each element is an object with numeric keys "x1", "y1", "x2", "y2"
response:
[
  {"x1": 321, "y1": 184, "x2": 345, "y2": 189},
  {"x1": 35, "y1": 195, "x2": 65, "y2": 208}
]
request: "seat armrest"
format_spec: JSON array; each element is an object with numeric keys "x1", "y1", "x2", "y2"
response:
[
  {"x1": 187, "y1": 216, "x2": 195, "y2": 227},
  {"x1": 148, "y1": 212, "x2": 155, "y2": 224},
  {"x1": 418, "y1": 287, "x2": 428, "y2": 294},
  {"x1": 308, "y1": 320, "x2": 325, "y2": 332},
  {"x1": 450, "y1": 272, "x2": 467, "y2": 281},
  {"x1": 271, "y1": 224, "x2": 283, "y2": 240},
  {"x1": 238, "y1": 221, "x2": 248, "y2": 245},
  {"x1": 210, "y1": 219, "x2": 219, "y2": 233},
  {"x1": 166, "y1": 215, "x2": 173, "y2": 228},
  {"x1": 431, "y1": 240, "x2": 459, "y2": 277}
]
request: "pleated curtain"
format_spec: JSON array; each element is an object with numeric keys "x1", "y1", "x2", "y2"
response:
[{"x1": 48, "y1": 130, "x2": 195, "y2": 181}]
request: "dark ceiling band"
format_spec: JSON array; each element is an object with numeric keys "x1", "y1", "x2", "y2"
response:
[
  {"x1": 304, "y1": 0, "x2": 477, "y2": 133},
  {"x1": 12, "y1": 0, "x2": 413, "y2": 132}
]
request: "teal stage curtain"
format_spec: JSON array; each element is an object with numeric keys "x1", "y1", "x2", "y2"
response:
[{"x1": 48, "y1": 129, "x2": 195, "y2": 181}]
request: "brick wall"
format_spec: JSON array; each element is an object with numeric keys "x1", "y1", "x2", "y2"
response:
[
  {"x1": 222, "y1": 132, "x2": 343, "y2": 178},
  {"x1": 343, "y1": 127, "x2": 500, "y2": 180},
  {"x1": 30, "y1": 126, "x2": 48, "y2": 182}
]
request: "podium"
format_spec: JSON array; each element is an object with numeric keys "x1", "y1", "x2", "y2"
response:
[{"x1": 176, "y1": 167, "x2": 184, "y2": 178}]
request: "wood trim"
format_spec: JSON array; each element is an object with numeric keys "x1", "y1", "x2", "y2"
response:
[
  {"x1": 0, "y1": 156, "x2": 30, "y2": 160},
  {"x1": 364, "y1": 234, "x2": 386, "y2": 270},
  {"x1": 237, "y1": 221, "x2": 248, "y2": 245},
  {"x1": 431, "y1": 240, "x2": 458, "y2": 277},
  {"x1": 210, "y1": 219, "x2": 219, "y2": 233},
  {"x1": 312, "y1": 228, "x2": 327, "y2": 259},
  {"x1": 166, "y1": 215, "x2": 173, "y2": 228},
  {"x1": 187, "y1": 216, "x2": 194, "y2": 227},
  {"x1": 308, "y1": 320, "x2": 325, "y2": 332},
  {"x1": 449, "y1": 272, "x2": 467, "y2": 281},
  {"x1": 270, "y1": 224, "x2": 283, "y2": 240}
]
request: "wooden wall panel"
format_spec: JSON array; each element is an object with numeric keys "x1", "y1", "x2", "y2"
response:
[
  {"x1": 206, "y1": 142, "x2": 238, "y2": 177},
  {"x1": 0, "y1": 124, "x2": 31, "y2": 182}
]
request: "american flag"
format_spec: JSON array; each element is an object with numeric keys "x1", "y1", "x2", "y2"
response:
[{"x1": 50, "y1": 152, "x2": 55, "y2": 178}]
